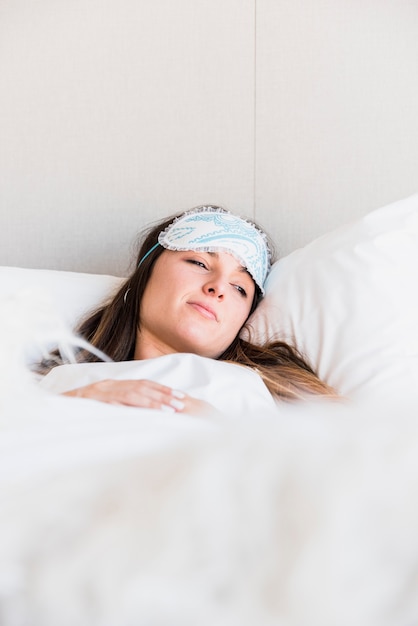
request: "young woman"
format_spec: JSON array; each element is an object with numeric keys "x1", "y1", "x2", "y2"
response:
[{"x1": 40, "y1": 206, "x2": 337, "y2": 414}]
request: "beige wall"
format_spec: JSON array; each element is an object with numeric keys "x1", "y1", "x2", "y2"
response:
[
  {"x1": 1, "y1": 0, "x2": 417, "y2": 274},
  {"x1": 256, "y1": 0, "x2": 418, "y2": 256}
]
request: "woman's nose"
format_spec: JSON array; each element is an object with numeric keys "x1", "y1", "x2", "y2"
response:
[{"x1": 204, "y1": 281, "x2": 224, "y2": 299}]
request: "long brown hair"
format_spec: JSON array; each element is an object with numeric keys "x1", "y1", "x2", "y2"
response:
[
  {"x1": 219, "y1": 337, "x2": 337, "y2": 401},
  {"x1": 41, "y1": 208, "x2": 337, "y2": 400}
]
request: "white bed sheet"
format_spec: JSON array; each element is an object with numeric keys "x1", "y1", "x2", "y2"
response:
[{"x1": 39, "y1": 352, "x2": 279, "y2": 419}]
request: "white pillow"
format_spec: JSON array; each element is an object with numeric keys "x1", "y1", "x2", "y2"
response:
[
  {"x1": 0, "y1": 266, "x2": 124, "y2": 329},
  {"x1": 247, "y1": 193, "x2": 418, "y2": 401}
]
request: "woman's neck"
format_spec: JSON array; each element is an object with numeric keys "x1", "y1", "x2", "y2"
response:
[{"x1": 134, "y1": 331, "x2": 177, "y2": 360}]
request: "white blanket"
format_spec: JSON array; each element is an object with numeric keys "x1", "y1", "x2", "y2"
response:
[
  {"x1": 39, "y1": 352, "x2": 279, "y2": 419},
  {"x1": 1, "y1": 291, "x2": 418, "y2": 626}
]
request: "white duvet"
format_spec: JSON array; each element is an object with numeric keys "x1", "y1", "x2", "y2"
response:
[
  {"x1": 39, "y1": 352, "x2": 279, "y2": 419},
  {"x1": 1, "y1": 290, "x2": 418, "y2": 626}
]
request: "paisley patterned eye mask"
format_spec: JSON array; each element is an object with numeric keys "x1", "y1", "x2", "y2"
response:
[{"x1": 145, "y1": 207, "x2": 271, "y2": 294}]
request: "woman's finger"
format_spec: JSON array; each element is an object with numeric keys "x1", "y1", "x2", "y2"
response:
[{"x1": 63, "y1": 379, "x2": 186, "y2": 411}]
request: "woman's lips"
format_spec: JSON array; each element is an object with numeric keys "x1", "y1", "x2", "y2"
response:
[{"x1": 188, "y1": 301, "x2": 218, "y2": 321}]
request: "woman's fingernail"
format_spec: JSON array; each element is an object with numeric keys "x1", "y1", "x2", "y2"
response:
[
  {"x1": 161, "y1": 404, "x2": 176, "y2": 413},
  {"x1": 170, "y1": 399, "x2": 185, "y2": 411},
  {"x1": 172, "y1": 389, "x2": 186, "y2": 399}
]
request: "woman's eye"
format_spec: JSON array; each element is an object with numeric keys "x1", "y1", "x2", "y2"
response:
[
  {"x1": 187, "y1": 259, "x2": 208, "y2": 269},
  {"x1": 233, "y1": 284, "x2": 247, "y2": 297}
]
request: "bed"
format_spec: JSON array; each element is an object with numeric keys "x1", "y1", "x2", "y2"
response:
[
  {"x1": 1, "y1": 192, "x2": 418, "y2": 625},
  {"x1": 1, "y1": 1, "x2": 418, "y2": 623}
]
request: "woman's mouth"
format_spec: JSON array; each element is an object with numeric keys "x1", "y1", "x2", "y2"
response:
[{"x1": 187, "y1": 302, "x2": 218, "y2": 321}]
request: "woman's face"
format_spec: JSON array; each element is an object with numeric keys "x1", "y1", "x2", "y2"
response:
[{"x1": 135, "y1": 249, "x2": 256, "y2": 359}]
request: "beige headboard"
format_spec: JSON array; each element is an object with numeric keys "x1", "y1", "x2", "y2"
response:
[{"x1": 1, "y1": 0, "x2": 417, "y2": 276}]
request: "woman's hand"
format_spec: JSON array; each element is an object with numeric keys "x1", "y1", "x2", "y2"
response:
[{"x1": 62, "y1": 378, "x2": 219, "y2": 417}]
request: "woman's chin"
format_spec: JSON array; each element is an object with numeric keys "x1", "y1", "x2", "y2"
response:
[{"x1": 175, "y1": 342, "x2": 225, "y2": 360}]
